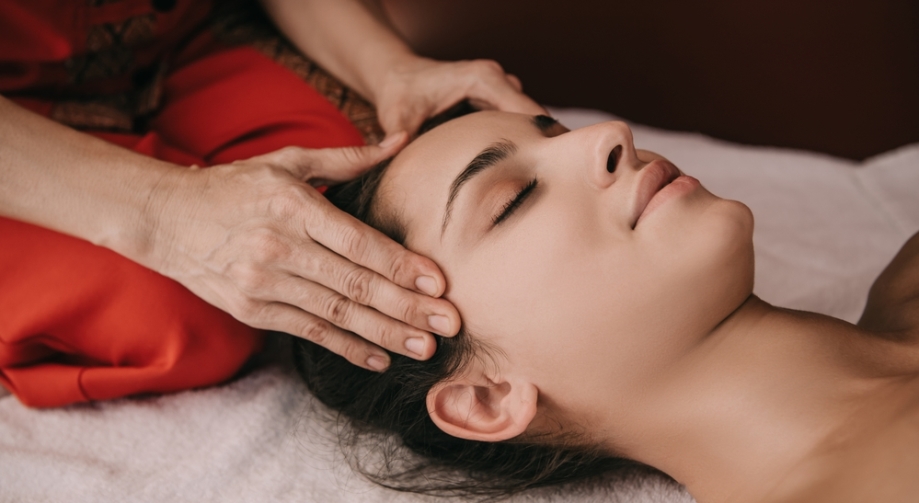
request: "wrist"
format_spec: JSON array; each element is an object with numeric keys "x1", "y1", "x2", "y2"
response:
[
  {"x1": 106, "y1": 163, "x2": 191, "y2": 275},
  {"x1": 362, "y1": 50, "x2": 425, "y2": 104}
]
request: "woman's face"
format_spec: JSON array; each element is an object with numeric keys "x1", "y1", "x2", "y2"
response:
[{"x1": 378, "y1": 111, "x2": 754, "y2": 427}]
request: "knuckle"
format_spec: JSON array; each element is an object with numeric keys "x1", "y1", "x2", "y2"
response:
[
  {"x1": 339, "y1": 147, "x2": 367, "y2": 166},
  {"x1": 374, "y1": 323, "x2": 403, "y2": 351},
  {"x1": 473, "y1": 59, "x2": 503, "y2": 75},
  {"x1": 299, "y1": 318, "x2": 331, "y2": 347},
  {"x1": 394, "y1": 295, "x2": 421, "y2": 324},
  {"x1": 387, "y1": 253, "x2": 418, "y2": 284},
  {"x1": 232, "y1": 262, "x2": 266, "y2": 295},
  {"x1": 251, "y1": 163, "x2": 283, "y2": 182},
  {"x1": 279, "y1": 145, "x2": 304, "y2": 158},
  {"x1": 338, "y1": 223, "x2": 371, "y2": 262},
  {"x1": 316, "y1": 148, "x2": 358, "y2": 175},
  {"x1": 337, "y1": 341, "x2": 366, "y2": 367},
  {"x1": 271, "y1": 147, "x2": 307, "y2": 168},
  {"x1": 267, "y1": 185, "x2": 309, "y2": 221},
  {"x1": 340, "y1": 268, "x2": 376, "y2": 305},
  {"x1": 300, "y1": 247, "x2": 326, "y2": 277},
  {"x1": 250, "y1": 230, "x2": 290, "y2": 264},
  {"x1": 231, "y1": 297, "x2": 262, "y2": 325},
  {"x1": 320, "y1": 293, "x2": 353, "y2": 325}
]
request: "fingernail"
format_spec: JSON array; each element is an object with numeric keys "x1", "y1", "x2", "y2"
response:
[
  {"x1": 404, "y1": 337, "x2": 426, "y2": 357},
  {"x1": 379, "y1": 132, "x2": 404, "y2": 149},
  {"x1": 415, "y1": 276, "x2": 439, "y2": 296},
  {"x1": 366, "y1": 354, "x2": 389, "y2": 371},
  {"x1": 427, "y1": 314, "x2": 452, "y2": 335}
]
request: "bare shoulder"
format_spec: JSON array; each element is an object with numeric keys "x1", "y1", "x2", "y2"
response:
[
  {"x1": 859, "y1": 230, "x2": 919, "y2": 339},
  {"x1": 764, "y1": 382, "x2": 919, "y2": 503},
  {"x1": 757, "y1": 232, "x2": 919, "y2": 503},
  {"x1": 771, "y1": 431, "x2": 919, "y2": 503}
]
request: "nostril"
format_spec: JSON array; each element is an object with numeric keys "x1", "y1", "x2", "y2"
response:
[{"x1": 606, "y1": 145, "x2": 622, "y2": 173}]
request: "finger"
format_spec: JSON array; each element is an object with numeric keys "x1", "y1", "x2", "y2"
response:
[
  {"x1": 309, "y1": 132, "x2": 409, "y2": 182},
  {"x1": 464, "y1": 63, "x2": 547, "y2": 116},
  {"x1": 478, "y1": 82, "x2": 547, "y2": 116},
  {"x1": 379, "y1": 102, "x2": 429, "y2": 137},
  {"x1": 255, "y1": 302, "x2": 392, "y2": 371},
  {"x1": 278, "y1": 275, "x2": 439, "y2": 360},
  {"x1": 252, "y1": 132, "x2": 409, "y2": 182},
  {"x1": 292, "y1": 242, "x2": 460, "y2": 336},
  {"x1": 305, "y1": 198, "x2": 451, "y2": 299},
  {"x1": 505, "y1": 73, "x2": 523, "y2": 92}
]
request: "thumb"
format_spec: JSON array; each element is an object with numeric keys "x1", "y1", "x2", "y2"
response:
[
  {"x1": 302, "y1": 131, "x2": 409, "y2": 183},
  {"x1": 505, "y1": 73, "x2": 523, "y2": 92},
  {"x1": 380, "y1": 104, "x2": 430, "y2": 137}
]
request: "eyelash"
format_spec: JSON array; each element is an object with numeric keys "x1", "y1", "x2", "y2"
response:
[{"x1": 493, "y1": 178, "x2": 538, "y2": 225}]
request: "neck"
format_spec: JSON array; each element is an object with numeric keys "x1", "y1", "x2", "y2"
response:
[{"x1": 602, "y1": 295, "x2": 902, "y2": 503}]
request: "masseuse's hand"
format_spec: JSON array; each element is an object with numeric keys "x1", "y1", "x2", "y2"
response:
[
  {"x1": 261, "y1": 0, "x2": 544, "y2": 133},
  {"x1": 152, "y1": 134, "x2": 460, "y2": 371},
  {"x1": 373, "y1": 57, "x2": 548, "y2": 135}
]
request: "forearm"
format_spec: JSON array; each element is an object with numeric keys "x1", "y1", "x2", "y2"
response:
[
  {"x1": 258, "y1": 0, "x2": 416, "y2": 103},
  {"x1": 0, "y1": 95, "x2": 183, "y2": 267},
  {"x1": 0, "y1": 96, "x2": 460, "y2": 370}
]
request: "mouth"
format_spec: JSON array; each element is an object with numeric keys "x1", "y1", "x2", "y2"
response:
[{"x1": 630, "y1": 160, "x2": 682, "y2": 229}]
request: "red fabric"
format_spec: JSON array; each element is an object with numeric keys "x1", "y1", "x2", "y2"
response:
[
  {"x1": 0, "y1": 0, "x2": 212, "y2": 94},
  {"x1": 0, "y1": 7, "x2": 366, "y2": 407}
]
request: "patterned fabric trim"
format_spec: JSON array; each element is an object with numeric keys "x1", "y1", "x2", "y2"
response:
[
  {"x1": 71, "y1": 13, "x2": 158, "y2": 83},
  {"x1": 49, "y1": 0, "x2": 384, "y2": 145}
]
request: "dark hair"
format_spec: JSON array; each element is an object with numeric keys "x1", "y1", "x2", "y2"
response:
[{"x1": 292, "y1": 102, "x2": 654, "y2": 500}]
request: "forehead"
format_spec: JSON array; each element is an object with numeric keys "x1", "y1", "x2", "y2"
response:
[{"x1": 376, "y1": 111, "x2": 537, "y2": 253}]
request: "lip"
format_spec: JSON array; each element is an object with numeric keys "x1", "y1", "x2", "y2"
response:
[{"x1": 630, "y1": 160, "x2": 696, "y2": 228}]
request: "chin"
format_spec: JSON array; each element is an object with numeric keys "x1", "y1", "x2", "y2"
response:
[
  {"x1": 654, "y1": 197, "x2": 755, "y2": 331},
  {"x1": 699, "y1": 198, "x2": 756, "y2": 312}
]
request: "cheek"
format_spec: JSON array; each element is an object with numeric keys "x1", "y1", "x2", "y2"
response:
[
  {"x1": 450, "y1": 229, "x2": 675, "y2": 420},
  {"x1": 444, "y1": 189, "x2": 755, "y2": 414},
  {"x1": 614, "y1": 196, "x2": 756, "y2": 394},
  {"x1": 447, "y1": 204, "x2": 653, "y2": 384}
]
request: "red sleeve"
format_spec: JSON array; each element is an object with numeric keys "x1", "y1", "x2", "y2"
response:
[
  {"x1": 0, "y1": 18, "x2": 366, "y2": 407},
  {"x1": 0, "y1": 218, "x2": 263, "y2": 408}
]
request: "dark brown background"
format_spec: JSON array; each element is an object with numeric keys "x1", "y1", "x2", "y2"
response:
[{"x1": 382, "y1": 0, "x2": 919, "y2": 160}]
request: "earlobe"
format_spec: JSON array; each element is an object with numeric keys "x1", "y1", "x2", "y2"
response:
[{"x1": 426, "y1": 375, "x2": 538, "y2": 442}]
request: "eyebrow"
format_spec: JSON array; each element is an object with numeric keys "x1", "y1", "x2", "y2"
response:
[
  {"x1": 441, "y1": 141, "x2": 517, "y2": 233},
  {"x1": 440, "y1": 115, "x2": 560, "y2": 235}
]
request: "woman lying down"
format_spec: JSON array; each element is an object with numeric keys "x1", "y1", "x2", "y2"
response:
[{"x1": 296, "y1": 104, "x2": 919, "y2": 503}]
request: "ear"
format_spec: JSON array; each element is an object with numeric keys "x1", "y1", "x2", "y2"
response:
[{"x1": 426, "y1": 369, "x2": 538, "y2": 442}]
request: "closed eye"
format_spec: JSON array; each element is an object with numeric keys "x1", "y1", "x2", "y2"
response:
[{"x1": 493, "y1": 178, "x2": 538, "y2": 225}]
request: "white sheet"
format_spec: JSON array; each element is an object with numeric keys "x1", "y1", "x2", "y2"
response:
[{"x1": 2, "y1": 108, "x2": 916, "y2": 503}]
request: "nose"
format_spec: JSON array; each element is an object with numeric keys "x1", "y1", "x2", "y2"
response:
[{"x1": 571, "y1": 121, "x2": 640, "y2": 189}]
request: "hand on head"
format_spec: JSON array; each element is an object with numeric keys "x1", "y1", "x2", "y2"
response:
[
  {"x1": 149, "y1": 133, "x2": 460, "y2": 371},
  {"x1": 151, "y1": 58, "x2": 546, "y2": 371},
  {"x1": 373, "y1": 57, "x2": 547, "y2": 137}
]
